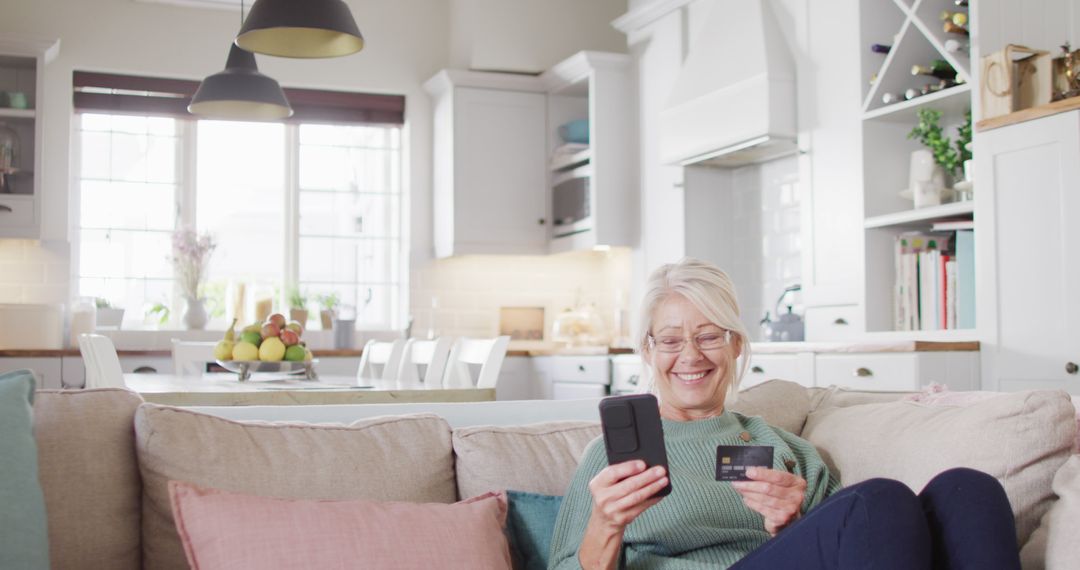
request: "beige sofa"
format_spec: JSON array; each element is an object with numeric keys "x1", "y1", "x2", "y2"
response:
[{"x1": 32, "y1": 380, "x2": 1079, "y2": 569}]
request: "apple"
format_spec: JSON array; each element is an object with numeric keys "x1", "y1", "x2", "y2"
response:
[
  {"x1": 268, "y1": 313, "x2": 287, "y2": 329},
  {"x1": 280, "y1": 329, "x2": 300, "y2": 346},
  {"x1": 285, "y1": 321, "x2": 304, "y2": 336},
  {"x1": 261, "y1": 322, "x2": 281, "y2": 339}
]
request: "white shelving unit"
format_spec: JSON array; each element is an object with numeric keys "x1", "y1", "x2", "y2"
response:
[{"x1": 859, "y1": 0, "x2": 975, "y2": 335}]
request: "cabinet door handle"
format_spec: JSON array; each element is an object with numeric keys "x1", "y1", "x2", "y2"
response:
[
  {"x1": 833, "y1": 318, "x2": 849, "y2": 325},
  {"x1": 0, "y1": 204, "x2": 12, "y2": 212},
  {"x1": 853, "y1": 367, "x2": 873, "y2": 378},
  {"x1": 751, "y1": 365, "x2": 764, "y2": 374},
  {"x1": 1067, "y1": 362, "x2": 1079, "y2": 375},
  {"x1": 628, "y1": 374, "x2": 639, "y2": 386},
  {"x1": 578, "y1": 364, "x2": 586, "y2": 372},
  {"x1": 132, "y1": 366, "x2": 158, "y2": 374},
  {"x1": 538, "y1": 218, "x2": 546, "y2": 225}
]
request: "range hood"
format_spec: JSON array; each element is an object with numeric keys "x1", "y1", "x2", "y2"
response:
[{"x1": 660, "y1": 0, "x2": 797, "y2": 168}]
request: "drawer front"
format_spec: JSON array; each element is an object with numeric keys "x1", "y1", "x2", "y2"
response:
[
  {"x1": 805, "y1": 305, "x2": 863, "y2": 341},
  {"x1": 549, "y1": 356, "x2": 610, "y2": 384},
  {"x1": 814, "y1": 354, "x2": 919, "y2": 392},
  {"x1": 742, "y1": 354, "x2": 804, "y2": 389},
  {"x1": 0, "y1": 196, "x2": 35, "y2": 228}
]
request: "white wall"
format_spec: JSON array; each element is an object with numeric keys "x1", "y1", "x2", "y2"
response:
[{"x1": 0, "y1": 0, "x2": 627, "y2": 316}]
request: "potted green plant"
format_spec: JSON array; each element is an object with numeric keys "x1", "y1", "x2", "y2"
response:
[
  {"x1": 95, "y1": 298, "x2": 125, "y2": 329},
  {"x1": 907, "y1": 109, "x2": 973, "y2": 206},
  {"x1": 287, "y1": 288, "x2": 309, "y2": 325},
  {"x1": 145, "y1": 302, "x2": 170, "y2": 327},
  {"x1": 316, "y1": 292, "x2": 340, "y2": 330}
]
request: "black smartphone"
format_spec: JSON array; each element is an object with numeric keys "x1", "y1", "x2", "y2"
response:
[{"x1": 598, "y1": 393, "x2": 672, "y2": 497}]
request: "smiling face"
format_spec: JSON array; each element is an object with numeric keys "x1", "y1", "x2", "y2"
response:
[{"x1": 645, "y1": 293, "x2": 742, "y2": 421}]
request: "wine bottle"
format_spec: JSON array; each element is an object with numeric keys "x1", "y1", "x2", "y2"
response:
[
  {"x1": 912, "y1": 59, "x2": 957, "y2": 80},
  {"x1": 904, "y1": 88, "x2": 921, "y2": 101},
  {"x1": 870, "y1": 43, "x2": 892, "y2": 54},
  {"x1": 869, "y1": 72, "x2": 878, "y2": 86},
  {"x1": 944, "y1": 39, "x2": 969, "y2": 53},
  {"x1": 954, "y1": 0, "x2": 969, "y2": 6},
  {"x1": 882, "y1": 92, "x2": 900, "y2": 104},
  {"x1": 944, "y1": 21, "x2": 969, "y2": 36},
  {"x1": 940, "y1": 10, "x2": 968, "y2": 26}
]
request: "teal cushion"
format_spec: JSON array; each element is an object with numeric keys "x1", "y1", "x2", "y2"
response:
[
  {"x1": 0, "y1": 369, "x2": 49, "y2": 569},
  {"x1": 505, "y1": 490, "x2": 563, "y2": 570}
]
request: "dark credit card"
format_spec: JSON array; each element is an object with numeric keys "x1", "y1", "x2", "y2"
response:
[{"x1": 716, "y1": 445, "x2": 774, "y2": 481}]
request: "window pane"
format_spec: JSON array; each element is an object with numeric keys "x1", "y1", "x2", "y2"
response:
[
  {"x1": 297, "y1": 123, "x2": 403, "y2": 329},
  {"x1": 76, "y1": 114, "x2": 178, "y2": 326},
  {"x1": 196, "y1": 120, "x2": 285, "y2": 288}
]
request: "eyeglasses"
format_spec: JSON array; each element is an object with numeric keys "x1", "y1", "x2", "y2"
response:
[{"x1": 647, "y1": 330, "x2": 732, "y2": 353}]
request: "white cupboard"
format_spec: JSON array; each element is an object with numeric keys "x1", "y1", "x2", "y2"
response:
[
  {"x1": 425, "y1": 71, "x2": 549, "y2": 258},
  {"x1": 977, "y1": 110, "x2": 1080, "y2": 394}
]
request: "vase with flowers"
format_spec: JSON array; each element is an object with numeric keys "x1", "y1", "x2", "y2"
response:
[{"x1": 170, "y1": 228, "x2": 217, "y2": 330}]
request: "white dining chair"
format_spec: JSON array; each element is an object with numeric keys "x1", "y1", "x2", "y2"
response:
[
  {"x1": 357, "y1": 339, "x2": 408, "y2": 384},
  {"x1": 441, "y1": 335, "x2": 511, "y2": 390},
  {"x1": 77, "y1": 334, "x2": 126, "y2": 388},
  {"x1": 396, "y1": 336, "x2": 456, "y2": 389},
  {"x1": 171, "y1": 339, "x2": 218, "y2": 377}
]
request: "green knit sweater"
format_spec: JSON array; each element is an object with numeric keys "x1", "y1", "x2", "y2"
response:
[{"x1": 548, "y1": 411, "x2": 841, "y2": 569}]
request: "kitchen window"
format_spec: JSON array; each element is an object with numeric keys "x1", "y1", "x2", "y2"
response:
[{"x1": 72, "y1": 72, "x2": 406, "y2": 330}]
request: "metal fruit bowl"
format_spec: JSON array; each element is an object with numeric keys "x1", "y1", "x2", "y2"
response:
[{"x1": 215, "y1": 359, "x2": 319, "y2": 382}]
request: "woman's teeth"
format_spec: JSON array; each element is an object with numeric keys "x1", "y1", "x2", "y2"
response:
[{"x1": 676, "y1": 371, "x2": 707, "y2": 381}]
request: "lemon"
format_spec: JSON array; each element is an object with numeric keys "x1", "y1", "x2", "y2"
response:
[
  {"x1": 213, "y1": 340, "x2": 234, "y2": 361},
  {"x1": 232, "y1": 341, "x2": 259, "y2": 361},
  {"x1": 259, "y1": 337, "x2": 286, "y2": 362}
]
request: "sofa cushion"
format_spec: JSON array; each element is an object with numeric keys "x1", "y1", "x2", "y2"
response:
[
  {"x1": 1020, "y1": 454, "x2": 1080, "y2": 569},
  {"x1": 505, "y1": 490, "x2": 564, "y2": 570},
  {"x1": 135, "y1": 405, "x2": 456, "y2": 570},
  {"x1": 802, "y1": 389, "x2": 1076, "y2": 545},
  {"x1": 169, "y1": 481, "x2": 511, "y2": 570},
  {"x1": 729, "y1": 379, "x2": 812, "y2": 435},
  {"x1": 34, "y1": 388, "x2": 143, "y2": 570},
  {"x1": 1, "y1": 370, "x2": 49, "y2": 570},
  {"x1": 453, "y1": 421, "x2": 601, "y2": 499}
]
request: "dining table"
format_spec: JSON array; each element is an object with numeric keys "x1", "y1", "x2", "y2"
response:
[{"x1": 124, "y1": 373, "x2": 496, "y2": 407}]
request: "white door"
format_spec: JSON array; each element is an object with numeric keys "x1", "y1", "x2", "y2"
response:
[
  {"x1": 980, "y1": 110, "x2": 1080, "y2": 393},
  {"x1": 452, "y1": 87, "x2": 548, "y2": 255}
]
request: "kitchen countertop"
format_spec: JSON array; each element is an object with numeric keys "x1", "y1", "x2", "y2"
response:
[{"x1": 0, "y1": 341, "x2": 978, "y2": 358}]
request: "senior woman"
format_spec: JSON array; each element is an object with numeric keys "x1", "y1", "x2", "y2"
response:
[{"x1": 548, "y1": 258, "x2": 1021, "y2": 569}]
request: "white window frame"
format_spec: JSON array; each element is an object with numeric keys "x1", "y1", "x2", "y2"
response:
[{"x1": 71, "y1": 115, "x2": 409, "y2": 332}]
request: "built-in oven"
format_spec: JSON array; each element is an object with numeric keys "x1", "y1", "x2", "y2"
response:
[{"x1": 551, "y1": 164, "x2": 592, "y2": 238}]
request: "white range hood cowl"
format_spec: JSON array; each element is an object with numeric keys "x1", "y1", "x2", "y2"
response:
[{"x1": 660, "y1": 0, "x2": 797, "y2": 168}]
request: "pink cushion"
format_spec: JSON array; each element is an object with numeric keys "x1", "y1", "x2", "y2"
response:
[{"x1": 169, "y1": 481, "x2": 511, "y2": 570}]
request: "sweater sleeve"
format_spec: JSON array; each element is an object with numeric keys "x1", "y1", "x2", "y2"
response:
[
  {"x1": 548, "y1": 437, "x2": 608, "y2": 570},
  {"x1": 772, "y1": 428, "x2": 841, "y2": 513}
]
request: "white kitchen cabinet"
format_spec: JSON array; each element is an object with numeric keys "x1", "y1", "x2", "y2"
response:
[
  {"x1": 425, "y1": 71, "x2": 549, "y2": 258},
  {"x1": 531, "y1": 355, "x2": 611, "y2": 400},
  {"x1": 977, "y1": 110, "x2": 1080, "y2": 394},
  {"x1": 542, "y1": 52, "x2": 638, "y2": 253},
  {"x1": 814, "y1": 352, "x2": 978, "y2": 392},
  {"x1": 0, "y1": 356, "x2": 62, "y2": 389},
  {"x1": 0, "y1": 35, "x2": 58, "y2": 239},
  {"x1": 741, "y1": 353, "x2": 814, "y2": 389}
]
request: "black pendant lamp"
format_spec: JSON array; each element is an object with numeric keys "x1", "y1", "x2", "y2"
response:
[
  {"x1": 235, "y1": 0, "x2": 364, "y2": 59},
  {"x1": 188, "y1": 44, "x2": 293, "y2": 120}
]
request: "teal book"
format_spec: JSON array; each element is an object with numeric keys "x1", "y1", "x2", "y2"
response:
[{"x1": 956, "y1": 230, "x2": 975, "y2": 329}]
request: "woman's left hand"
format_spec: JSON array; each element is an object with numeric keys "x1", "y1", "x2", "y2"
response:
[{"x1": 731, "y1": 467, "x2": 807, "y2": 536}]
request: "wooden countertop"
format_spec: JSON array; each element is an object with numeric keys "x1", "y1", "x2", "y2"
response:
[
  {"x1": 976, "y1": 96, "x2": 1080, "y2": 132},
  {"x1": 1, "y1": 341, "x2": 978, "y2": 358},
  {"x1": 0, "y1": 348, "x2": 363, "y2": 358}
]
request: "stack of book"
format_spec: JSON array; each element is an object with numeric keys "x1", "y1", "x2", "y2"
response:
[{"x1": 894, "y1": 228, "x2": 974, "y2": 331}]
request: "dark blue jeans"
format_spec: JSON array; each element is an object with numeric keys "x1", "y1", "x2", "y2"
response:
[{"x1": 731, "y1": 468, "x2": 1021, "y2": 570}]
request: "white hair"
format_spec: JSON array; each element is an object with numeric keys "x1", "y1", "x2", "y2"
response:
[{"x1": 636, "y1": 257, "x2": 751, "y2": 403}]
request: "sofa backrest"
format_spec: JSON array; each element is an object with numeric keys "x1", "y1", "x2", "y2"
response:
[{"x1": 34, "y1": 388, "x2": 143, "y2": 570}]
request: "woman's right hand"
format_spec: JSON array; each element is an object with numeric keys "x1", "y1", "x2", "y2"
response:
[{"x1": 588, "y1": 460, "x2": 669, "y2": 530}]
